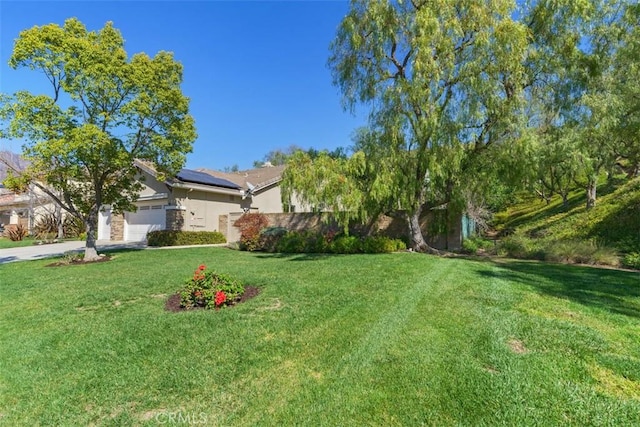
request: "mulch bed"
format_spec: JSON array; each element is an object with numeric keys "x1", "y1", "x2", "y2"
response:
[
  {"x1": 46, "y1": 255, "x2": 112, "y2": 267},
  {"x1": 165, "y1": 285, "x2": 261, "y2": 312}
]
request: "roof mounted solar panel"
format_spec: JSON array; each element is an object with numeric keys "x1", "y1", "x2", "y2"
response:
[{"x1": 177, "y1": 169, "x2": 241, "y2": 189}]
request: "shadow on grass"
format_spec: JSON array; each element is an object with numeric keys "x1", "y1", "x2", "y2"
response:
[
  {"x1": 480, "y1": 259, "x2": 640, "y2": 319},
  {"x1": 255, "y1": 252, "x2": 336, "y2": 262},
  {"x1": 99, "y1": 247, "x2": 145, "y2": 256},
  {"x1": 0, "y1": 255, "x2": 18, "y2": 264}
]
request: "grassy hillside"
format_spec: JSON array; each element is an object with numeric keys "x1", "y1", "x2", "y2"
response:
[{"x1": 489, "y1": 177, "x2": 640, "y2": 266}]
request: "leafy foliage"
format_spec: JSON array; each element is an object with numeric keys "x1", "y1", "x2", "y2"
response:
[
  {"x1": 285, "y1": 0, "x2": 529, "y2": 252},
  {"x1": 179, "y1": 264, "x2": 244, "y2": 310},
  {"x1": 265, "y1": 230, "x2": 406, "y2": 254},
  {"x1": 147, "y1": 230, "x2": 226, "y2": 247},
  {"x1": 498, "y1": 234, "x2": 620, "y2": 267},
  {"x1": 493, "y1": 177, "x2": 640, "y2": 255},
  {"x1": 4, "y1": 224, "x2": 28, "y2": 241},
  {"x1": 233, "y1": 213, "x2": 269, "y2": 251},
  {"x1": 33, "y1": 213, "x2": 84, "y2": 239},
  {"x1": 257, "y1": 226, "x2": 289, "y2": 252},
  {"x1": 622, "y1": 253, "x2": 640, "y2": 270},
  {"x1": 0, "y1": 18, "x2": 196, "y2": 260}
]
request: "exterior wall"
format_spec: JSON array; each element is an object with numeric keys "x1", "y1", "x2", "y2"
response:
[
  {"x1": 248, "y1": 185, "x2": 284, "y2": 213},
  {"x1": 110, "y1": 213, "x2": 124, "y2": 241},
  {"x1": 172, "y1": 188, "x2": 242, "y2": 233},
  {"x1": 227, "y1": 211, "x2": 465, "y2": 250},
  {"x1": 138, "y1": 170, "x2": 169, "y2": 198},
  {"x1": 241, "y1": 186, "x2": 311, "y2": 214}
]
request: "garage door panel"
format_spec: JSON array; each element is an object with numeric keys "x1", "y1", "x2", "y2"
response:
[{"x1": 124, "y1": 204, "x2": 165, "y2": 241}]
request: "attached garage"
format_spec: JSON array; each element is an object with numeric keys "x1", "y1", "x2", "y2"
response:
[
  {"x1": 98, "y1": 207, "x2": 111, "y2": 240},
  {"x1": 124, "y1": 203, "x2": 166, "y2": 242}
]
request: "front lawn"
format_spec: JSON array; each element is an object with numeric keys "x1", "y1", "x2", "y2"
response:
[
  {"x1": 0, "y1": 236, "x2": 36, "y2": 249},
  {"x1": 0, "y1": 248, "x2": 638, "y2": 425}
]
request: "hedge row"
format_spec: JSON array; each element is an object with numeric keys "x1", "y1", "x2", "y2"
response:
[
  {"x1": 147, "y1": 230, "x2": 226, "y2": 247},
  {"x1": 250, "y1": 228, "x2": 407, "y2": 254}
]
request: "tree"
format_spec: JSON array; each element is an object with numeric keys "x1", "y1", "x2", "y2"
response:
[
  {"x1": 521, "y1": 0, "x2": 629, "y2": 210},
  {"x1": 284, "y1": 0, "x2": 528, "y2": 252},
  {"x1": 584, "y1": 2, "x2": 640, "y2": 180},
  {"x1": 0, "y1": 18, "x2": 196, "y2": 259},
  {"x1": 253, "y1": 145, "x2": 348, "y2": 168}
]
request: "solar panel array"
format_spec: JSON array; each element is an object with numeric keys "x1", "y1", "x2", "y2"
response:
[{"x1": 176, "y1": 169, "x2": 241, "y2": 190}]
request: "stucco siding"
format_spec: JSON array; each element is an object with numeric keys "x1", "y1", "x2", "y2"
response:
[
  {"x1": 173, "y1": 189, "x2": 241, "y2": 232},
  {"x1": 138, "y1": 170, "x2": 169, "y2": 198},
  {"x1": 250, "y1": 186, "x2": 284, "y2": 213}
]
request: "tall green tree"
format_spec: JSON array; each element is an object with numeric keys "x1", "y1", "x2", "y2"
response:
[
  {"x1": 284, "y1": 0, "x2": 528, "y2": 252},
  {"x1": 522, "y1": 0, "x2": 630, "y2": 210},
  {"x1": 0, "y1": 18, "x2": 196, "y2": 259},
  {"x1": 585, "y1": 2, "x2": 640, "y2": 180}
]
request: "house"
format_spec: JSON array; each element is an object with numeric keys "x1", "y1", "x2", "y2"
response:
[
  {"x1": 98, "y1": 161, "x2": 292, "y2": 242},
  {"x1": 0, "y1": 184, "x2": 57, "y2": 233}
]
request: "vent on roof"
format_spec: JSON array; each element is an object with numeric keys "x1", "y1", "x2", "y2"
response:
[{"x1": 177, "y1": 169, "x2": 241, "y2": 189}]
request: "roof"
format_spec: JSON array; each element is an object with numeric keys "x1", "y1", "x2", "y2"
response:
[
  {"x1": 197, "y1": 164, "x2": 285, "y2": 192},
  {"x1": 176, "y1": 169, "x2": 241, "y2": 190},
  {"x1": 133, "y1": 159, "x2": 242, "y2": 192}
]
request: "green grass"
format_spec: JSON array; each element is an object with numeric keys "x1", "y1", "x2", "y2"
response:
[
  {"x1": 1, "y1": 248, "x2": 639, "y2": 425},
  {"x1": 492, "y1": 177, "x2": 640, "y2": 253},
  {"x1": 0, "y1": 236, "x2": 37, "y2": 249}
]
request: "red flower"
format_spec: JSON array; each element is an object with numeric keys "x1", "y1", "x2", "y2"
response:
[
  {"x1": 198, "y1": 264, "x2": 206, "y2": 271},
  {"x1": 215, "y1": 291, "x2": 226, "y2": 306}
]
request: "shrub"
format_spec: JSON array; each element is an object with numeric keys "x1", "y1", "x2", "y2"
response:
[
  {"x1": 362, "y1": 236, "x2": 406, "y2": 253},
  {"x1": 622, "y1": 252, "x2": 640, "y2": 270},
  {"x1": 234, "y1": 213, "x2": 269, "y2": 251},
  {"x1": 34, "y1": 214, "x2": 60, "y2": 239},
  {"x1": 147, "y1": 230, "x2": 226, "y2": 247},
  {"x1": 272, "y1": 231, "x2": 406, "y2": 254},
  {"x1": 329, "y1": 235, "x2": 362, "y2": 254},
  {"x1": 63, "y1": 215, "x2": 85, "y2": 238},
  {"x1": 179, "y1": 264, "x2": 244, "y2": 309},
  {"x1": 275, "y1": 231, "x2": 314, "y2": 253},
  {"x1": 34, "y1": 214, "x2": 85, "y2": 239},
  {"x1": 498, "y1": 234, "x2": 536, "y2": 259},
  {"x1": 461, "y1": 239, "x2": 479, "y2": 254},
  {"x1": 544, "y1": 240, "x2": 619, "y2": 266},
  {"x1": 5, "y1": 224, "x2": 28, "y2": 241},
  {"x1": 461, "y1": 236, "x2": 497, "y2": 255},
  {"x1": 258, "y1": 226, "x2": 289, "y2": 252}
]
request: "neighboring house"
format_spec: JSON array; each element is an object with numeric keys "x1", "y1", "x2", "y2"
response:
[
  {"x1": 97, "y1": 160, "x2": 474, "y2": 249},
  {"x1": 0, "y1": 184, "x2": 57, "y2": 233},
  {"x1": 98, "y1": 161, "x2": 293, "y2": 242}
]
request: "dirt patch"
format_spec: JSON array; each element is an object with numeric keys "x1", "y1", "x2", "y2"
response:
[
  {"x1": 165, "y1": 286, "x2": 261, "y2": 312},
  {"x1": 483, "y1": 365, "x2": 500, "y2": 374},
  {"x1": 508, "y1": 338, "x2": 528, "y2": 354},
  {"x1": 46, "y1": 255, "x2": 112, "y2": 267}
]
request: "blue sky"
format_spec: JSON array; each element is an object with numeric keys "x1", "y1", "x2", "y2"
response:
[{"x1": 0, "y1": 0, "x2": 367, "y2": 171}]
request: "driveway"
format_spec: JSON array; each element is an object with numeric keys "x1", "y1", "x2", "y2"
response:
[{"x1": 0, "y1": 240, "x2": 146, "y2": 264}]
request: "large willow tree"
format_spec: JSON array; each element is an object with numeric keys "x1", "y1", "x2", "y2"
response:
[
  {"x1": 0, "y1": 18, "x2": 196, "y2": 260},
  {"x1": 284, "y1": 0, "x2": 528, "y2": 252}
]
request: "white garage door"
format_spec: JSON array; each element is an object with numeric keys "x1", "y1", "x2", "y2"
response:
[
  {"x1": 124, "y1": 204, "x2": 166, "y2": 242},
  {"x1": 98, "y1": 207, "x2": 111, "y2": 240}
]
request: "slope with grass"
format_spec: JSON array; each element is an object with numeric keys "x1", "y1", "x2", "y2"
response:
[
  {"x1": 491, "y1": 177, "x2": 640, "y2": 265},
  {"x1": 1, "y1": 248, "x2": 639, "y2": 425}
]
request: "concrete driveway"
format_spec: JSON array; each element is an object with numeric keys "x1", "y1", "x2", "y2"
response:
[{"x1": 0, "y1": 240, "x2": 146, "y2": 264}]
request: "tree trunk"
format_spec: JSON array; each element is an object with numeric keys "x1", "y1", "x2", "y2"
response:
[
  {"x1": 84, "y1": 209, "x2": 100, "y2": 261},
  {"x1": 561, "y1": 192, "x2": 569, "y2": 210},
  {"x1": 55, "y1": 204, "x2": 64, "y2": 239},
  {"x1": 406, "y1": 210, "x2": 440, "y2": 255},
  {"x1": 586, "y1": 179, "x2": 597, "y2": 210}
]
